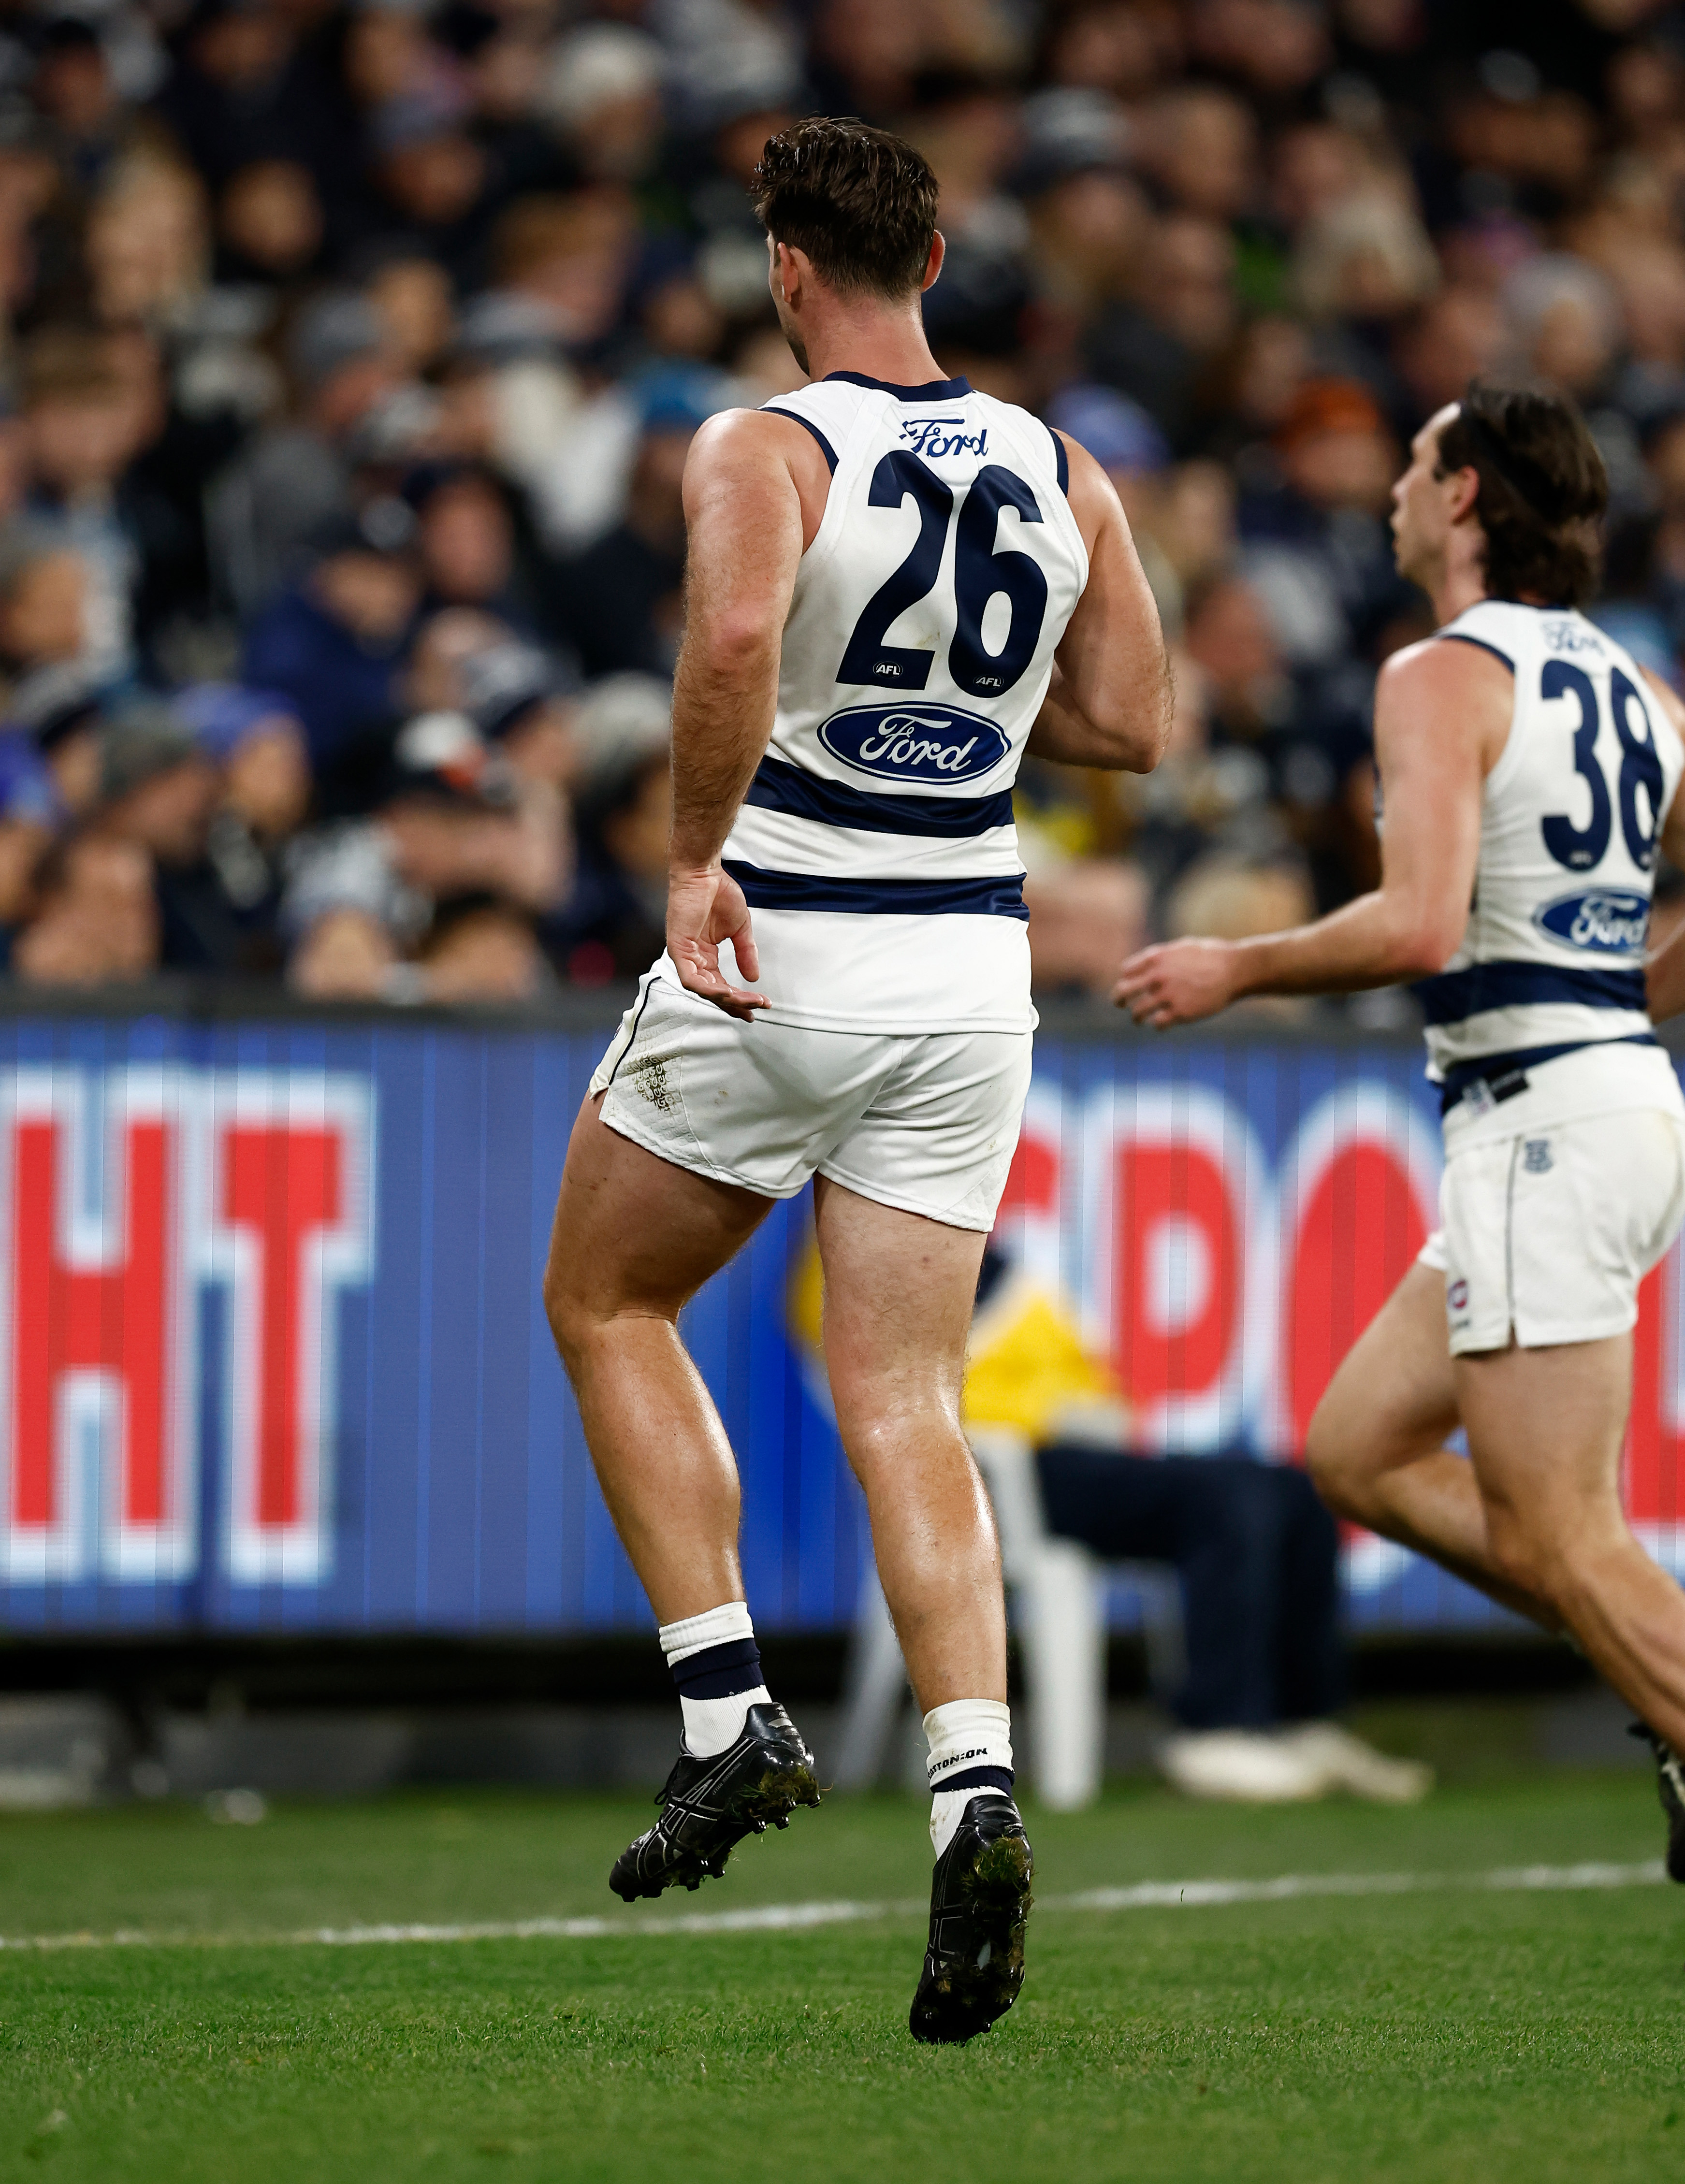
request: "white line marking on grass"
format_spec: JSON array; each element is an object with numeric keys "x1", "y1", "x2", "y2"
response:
[{"x1": 0, "y1": 1859, "x2": 1664, "y2": 1956}]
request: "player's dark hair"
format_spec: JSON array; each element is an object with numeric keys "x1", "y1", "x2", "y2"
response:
[
  {"x1": 1435, "y1": 381, "x2": 1607, "y2": 608},
  {"x1": 750, "y1": 118, "x2": 939, "y2": 301}
]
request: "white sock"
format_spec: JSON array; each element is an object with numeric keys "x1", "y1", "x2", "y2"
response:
[
  {"x1": 924, "y1": 1698, "x2": 1014, "y2": 1857},
  {"x1": 659, "y1": 1601, "x2": 771, "y2": 1760}
]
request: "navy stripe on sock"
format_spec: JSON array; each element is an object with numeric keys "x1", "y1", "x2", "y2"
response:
[
  {"x1": 932, "y1": 1765, "x2": 1014, "y2": 1795},
  {"x1": 671, "y1": 1635, "x2": 764, "y2": 1699}
]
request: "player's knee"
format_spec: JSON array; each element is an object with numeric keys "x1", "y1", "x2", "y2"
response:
[
  {"x1": 1303, "y1": 1402, "x2": 1364, "y2": 1517},
  {"x1": 541, "y1": 1253, "x2": 596, "y2": 1372},
  {"x1": 1483, "y1": 1509, "x2": 1559, "y2": 1604}
]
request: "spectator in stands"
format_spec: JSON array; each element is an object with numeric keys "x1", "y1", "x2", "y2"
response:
[
  {"x1": 93, "y1": 699, "x2": 267, "y2": 972},
  {"x1": 458, "y1": 636, "x2": 582, "y2": 792},
  {"x1": 14, "y1": 831, "x2": 158, "y2": 987},
  {"x1": 0, "y1": 528, "x2": 103, "y2": 729},
  {"x1": 18, "y1": 326, "x2": 144, "y2": 688},
  {"x1": 404, "y1": 462, "x2": 542, "y2": 629},
  {"x1": 242, "y1": 504, "x2": 421, "y2": 802},
  {"x1": 215, "y1": 158, "x2": 325, "y2": 290},
  {"x1": 552, "y1": 397, "x2": 699, "y2": 679},
  {"x1": 283, "y1": 706, "x2": 564, "y2": 1000},
  {"x1": 177, "y1": 682, "x2": 309, "y2": 966},
  {"x1": 544, "y1": 673, "x2": 668, "y2": 983},
  {"x1": 0, "y1": 0, "x2": 1680, "y2": 1004},
  {"x1": 0, "y1": 731, "x2": 62, "y2": 960},
  {"x1": 208, "y1": 290, "x2": 404, "y2": 619}
]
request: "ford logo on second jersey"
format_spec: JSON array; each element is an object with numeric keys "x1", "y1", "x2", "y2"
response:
[
  {"x1": 1534, "y1": 886, "x2": 1650, "y2": 956},
  {"x1": 816, "y1": 704, "x2": 1010, "y2": 783}
]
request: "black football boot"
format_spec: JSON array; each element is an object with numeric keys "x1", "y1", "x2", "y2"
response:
[
  {"x1": 1629, "y1": 1721, "x2": 1685, "y2": 1882},
  {"x1": 909, "y1": 1792, "x2": 1034, "y2": 2045},
  {"x1": 609, "y1": 1701, "x2": 821, "y2": 1902}
]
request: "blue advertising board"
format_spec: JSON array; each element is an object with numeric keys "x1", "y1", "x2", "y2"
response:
[{"x1": 0, "y1": 998, "x2": 1680, "y2": 1638}]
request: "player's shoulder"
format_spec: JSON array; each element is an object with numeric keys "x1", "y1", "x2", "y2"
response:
[
  {"x1": 1374, "y1": 616, "x2": 1516, "y2": 730},
  {"x1": 683, "y1": 403, "x2": 832, "y2": 493}
]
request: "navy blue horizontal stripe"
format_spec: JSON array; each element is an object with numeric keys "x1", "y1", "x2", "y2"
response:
[
  {"x1": 825, "y1": 370, "x2": 972, "y2": 401},
  {"x1": 1438, "y1": 1034, "x2": 1659, "y2": 1114},
  {"x1": 763, "y1": 403, "x2": 836, "y2": 473},
  {"x1": 723, "y1": 859, "x2": 1028, "y2": 919},
  {"x1": 1413, "y1": 958, "x2": 1647, "y2": 1026},
  {"x1": 742, "y1": 754, "x2": 1015, "y2": 838},
  {"x1": 932, "y1": 1765, "x2": 1015, "y2": 1796},
  {"x1": 670, "y1": 1636, "x2": 763, "y2": 1698},
  {"x1": 1048, "y1": 422, "x2": 1069, "y2": 495},
  {"x1": 1438, "y1": 631, "x2": 1514, "y2": 672}
]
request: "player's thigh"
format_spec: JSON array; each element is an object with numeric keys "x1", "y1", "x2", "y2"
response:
[
  {"x1": 813, "y1": 1027, "x2": 1030, "y2": 1433},
  {"x1": 1305, "y1": 1259, "x2": 1460, "y2": 1495},
  {"x1": 545, "y1": 1091, "x2": 770, "y2": 1327},
  {"x1": 813, "y1": 1178, "x2": 988, "y2": 1438},
  {"x1": 1453, "y1": 1333, "x2": 1633, "y2": 1572}
]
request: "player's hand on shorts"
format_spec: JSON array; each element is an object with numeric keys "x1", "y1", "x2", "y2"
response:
[
  {"x1": 667, "y1": 866, "x2": 770, "y2": 1022},
  {"x1": 1112, "y1": 938, "x2": 1238, "y2": 1027}
]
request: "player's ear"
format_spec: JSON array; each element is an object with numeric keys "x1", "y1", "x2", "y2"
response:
[
  {"x1": 1448, "y1": 463, "x2": 1482, "y2": 524},
  {"x1": 920, "y1": 231, "x2": 945, "y2": 293},
  {"x1": 771, "y1": 239, "x2": 801, "y2": 304}
]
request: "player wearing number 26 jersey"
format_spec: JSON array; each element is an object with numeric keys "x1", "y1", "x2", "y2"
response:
[
  {"x1": 551, "y1": 117, "x2": 1169, "y2": 2050},
  {"x1": 592, "y1": 368, "x2": 1090, "y2": 1227},
  {"x1": 719, "y1": 373, "x2": 1087, "y2": 1034}
]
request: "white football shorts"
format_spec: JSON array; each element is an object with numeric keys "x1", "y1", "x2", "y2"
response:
[
  {"x1": 1418, "y1": 1104, "x2": 1685, "y2": 1353},
  {"x1": 588, "y1": 970, "x2": 1033, "y2": 1231}
]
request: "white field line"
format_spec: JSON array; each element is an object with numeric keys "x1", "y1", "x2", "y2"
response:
[{"x1": 0, "y1": 1858, "x2": 1665, "y2": 1957}]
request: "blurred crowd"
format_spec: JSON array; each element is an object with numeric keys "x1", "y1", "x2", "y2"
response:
[{"x1": 0, "y1": 0, "x2": 1679, "y2": 1003}]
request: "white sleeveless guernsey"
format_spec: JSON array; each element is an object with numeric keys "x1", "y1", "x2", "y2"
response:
[
  {"x1": 665, "y1": 370, "x2": 1089, "y2": 1034},
  {"x1": 1418, "y1": 599, "x2": 1685, "y2": 1088}
]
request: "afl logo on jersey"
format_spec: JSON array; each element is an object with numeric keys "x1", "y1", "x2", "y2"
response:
[
  {"x1": 817, "y1": 704, "x2": 1010, "y2": 783},
  {"x1": 1533, "y1": 886, "x2": 1651, "y2": 956}
]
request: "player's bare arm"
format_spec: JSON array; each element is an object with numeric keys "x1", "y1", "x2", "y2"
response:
[
  {"x1": 1026, "y1": 433, "x2": 1173, "y2": 773},
  {"x1": 1643, "y1": 667, "x2": 1685, "y2": 1025},
  {"x1": 1113, "y1": 638, "x2": 1509, "y2": 1027},
  {"x1": 666, "y1": 407, "x2": 821, "y2": 1020}
]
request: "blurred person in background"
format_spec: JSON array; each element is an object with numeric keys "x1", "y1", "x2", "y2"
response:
[
  {"x1": 963, "y1": 1241, "x2": 1433, "y2": 1803},
  {"x1": 457, "y1": 635, "x2": 582, "y2": 794},
  {"x1": 0, "y1": 527, "x2": 107, "y2": 733},
  {"x1": 1024, "y1": 857, "x2": 1151, "y2": 1002},
  {"x1": 541, "y1": 671, "x2": 668, "y2": 985},
  {"x1": 241, "y1": 502, "x2": 421, "y2": 806},
  {"x1": 176, "y1": 681, "x2": 310, "y2": 964},
  {"x1": 0, "y1": 729, "x2": 63, "y2": 962},
  {"x1": 207, "y1": 289, "x2": 405, "y2": 619},
  {"x1": 283, "y1": 704, "x2": 564, "y2": 1000},
  {"x1": 403, "y1": 460, "x2": 545, "y2": 631},
  {"x1": 18, "y1": 325, "x2": 145, "y2": 688},
  {"x1": 215, "y1": 157, "x2": 325, "y2": 291},
  {"x1": 14, "y1": 829, "x2": 158, "y2": 987},
  {"x1": 92, "y1": 698, "x2": 260, "y2": 972},
  {"x1": 551, "y1": 388, "x2": 713, "y2": 679},
  {"x1": 0, "y1": 0, "x2": 1665, "y2": 1015}
]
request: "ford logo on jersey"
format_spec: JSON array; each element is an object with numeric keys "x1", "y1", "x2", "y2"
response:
[
  {"x1": 817, "y1": 704, "x2": 1010, "y2": 783},
  {"x1": 1533, "y1": 886, "x2": 1650, "y2": 955}
]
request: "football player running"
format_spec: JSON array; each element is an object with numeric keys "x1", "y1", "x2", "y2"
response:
[
  {"x1": 1116, "y1": 382, "x2": 1685, "y2": 1875},
  {"x1": 543, "y1": 118, "x2": 1171, "y2": 2042}
]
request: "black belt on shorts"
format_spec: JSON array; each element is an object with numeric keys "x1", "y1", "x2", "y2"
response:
[{"x1": 1437, "y1": 1033, "x2": 1659, "y2": 1117}]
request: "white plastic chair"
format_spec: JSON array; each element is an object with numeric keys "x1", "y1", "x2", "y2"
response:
[{"x1": 832, "y1": 1427, "x2": 1184, "y2": 1811}]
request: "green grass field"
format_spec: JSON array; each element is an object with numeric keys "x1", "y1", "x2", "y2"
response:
[{"x1": 0, "y1": 1768, "x2": 1680, "y2": 2184}]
